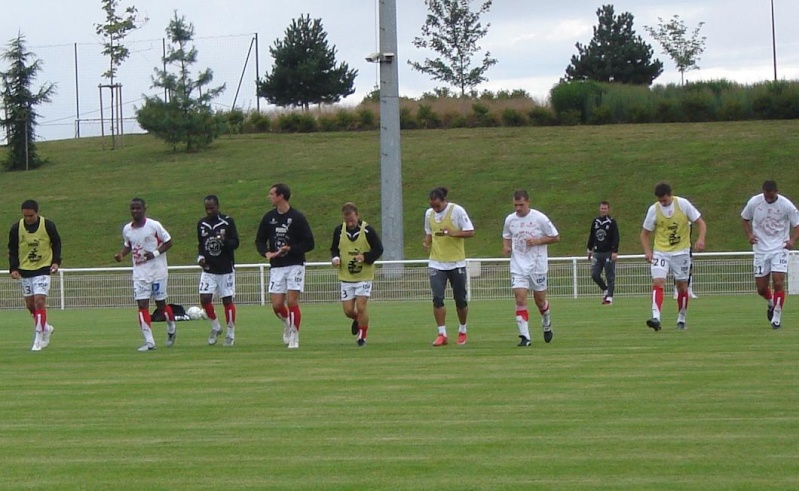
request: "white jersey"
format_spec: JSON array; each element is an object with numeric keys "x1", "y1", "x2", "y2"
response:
[
  {"x1": 122, "y1": 218, "x2": 171, "y2": 281},
  {"x1": 741, "y1": 194, "x2": 799, "y2": 254},
  {"x1": 424, "y1": 203, "x2": 474, "y2": 269},
  {"x1": 502, "y1": 209, "x2": 559, "y2": 275}
]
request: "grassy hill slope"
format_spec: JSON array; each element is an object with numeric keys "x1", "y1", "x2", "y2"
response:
[{"x1": 3, "y1": 121, "x2": 798, "y2": 268}]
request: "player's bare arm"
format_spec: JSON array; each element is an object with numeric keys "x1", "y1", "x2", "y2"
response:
[
  {"x1": 142, "y1": 238, "x2": 173, "y2": 261},
  {"x1": 526, "y1": 235, "x2": 559, "y2": 247},
  {"x1": 693, "y1": 217, "x2": 707, "y2": 251},
  {"x1": 640, "y1": 229, "x2": 653, "y2": 262},
  {"x1": 785, "y1": 225, "x2": 799, "y2": 249},
  {"x1": 502, "y1": 238, "x2": 512, "y2": 256},
  {"x1": 742, "y1": 219, "x2": 757, "y2": 244},
  {"x1": 114, "y1": 246, "x2": 132, "y2": 262}
]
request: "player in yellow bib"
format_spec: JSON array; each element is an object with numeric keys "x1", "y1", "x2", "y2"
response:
[
  {"x1": 8, "y1": 200, "x2": 62, "y2": 351},
  {"x1": 640, "y1": 182, "x2": 706, "y2": 331},
  {"x1": 330, "y1": 202, "x2": 384, "y2": 346},
  {"x1": 423, "y1": 187, "x2": 475, "y2": 346}
]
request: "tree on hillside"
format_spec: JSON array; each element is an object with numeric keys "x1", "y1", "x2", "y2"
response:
[
  {"x1": 565, "y1": 4, "x2": 663, "y2": 85},
  {"x1": 409, "y1": 0, "x2": 497, "y2": 97},
  {"x1": 645, "y1": 15, "x2": 706, "y2": 86},
  {"x1": 257, "y1": 15, "x2": 357, "y2": 110},
  {"x1": 136, "y1": 11, "x2": 225, "y2": 152},
  {"x1": 0, "y1": 33, "x2": 56, "y2": 171},
  {"x1": 95, "y1": 0, "x2": 142, "y2": 149},
  {"x1": 95, "y1": 0, "x2": 140, "y2": 83}
]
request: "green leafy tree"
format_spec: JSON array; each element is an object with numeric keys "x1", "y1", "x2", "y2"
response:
[
  {"x1": 257, "y1": 14, "x2": 357, "y2": 110},
  {"x1": 0, "y1": 33, "x2": 56, "y2": 171},
  {"x1": 410, "y1": 0, "x2": 497, "y2": 97},
  {"x1": 136, "y1": 11, "x2": 225, "y2": 152},
  {"x1": 565, "y1": 4, "x2": 663, "y2": 85},
  {"x1": 645, "y1": 15, "x2": 706, "y2": 86},
  {"x1": 95, "y1": 0, "x2": 140, "y2": 83}
]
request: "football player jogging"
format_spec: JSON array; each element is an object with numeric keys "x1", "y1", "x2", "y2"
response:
[
  {"x1": 502, "y1": 189, "x2": 560, "y2": 346},
  {"x1": 741, "y1": 180, "x2": 799, "y2": 329},
  {"x1": 330, "y1": 202, "x2": 384, "y2": 347},
  {"x1": 586, "y1": 201, "x2": 620, "y2": 305},
  {"x1": 423, "y1": 187, "x2": 475, "y2": 346},
  {"x1": 197, "y1": 195, "x2": 240, "y2": 346},
  {"x1": 255, "y1": 184, "x2": 315, "y2": 349},
  {"x1": 640, "y1": 182, "x2": 706, "y2": 331},
  {"x1": 8, "y1": 200, "x2": 62, "y2": 351},
  {"x1": 114, "y1": 198, "x2": 176, "y2": 351}
]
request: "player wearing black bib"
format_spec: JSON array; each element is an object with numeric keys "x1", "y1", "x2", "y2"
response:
[
  {"x1": 255, "y1": 183, "x2": 315, "y2": 349},
  {"x1": 197, "y1": 195, "x2": 240, "y2": 346}
]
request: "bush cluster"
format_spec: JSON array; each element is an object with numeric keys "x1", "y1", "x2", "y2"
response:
[
  {"x1": 220, "y1": 81, "x2": 799, "y2": 134},
  {"x1": 550, "y1": 80, "x2": 799, "y2": 125}
]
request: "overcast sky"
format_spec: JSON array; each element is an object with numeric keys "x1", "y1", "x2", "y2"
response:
[{"x1": 2, "y1": 1, "x2": 798, "y2": 140}]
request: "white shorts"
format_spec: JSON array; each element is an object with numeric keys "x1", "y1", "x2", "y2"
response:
[
  {"x1": 19, "y1": 275, "x2": 51, "y2": 297},
  {"x1": 754, "y1": 250, "x2": 788, "y2": 277},
  {"x1": 511, "y1": 272, "x2": 548, "y2": 292},
  {"x1": 269, "y1": 265, "x2": 305, "y2": 294},
  {"x1": 650, "y1": 252, "x2": 691, "y2": 281},
  {"x1": 340, "y1": 281, "x2": 373, "y2": 301},
  {"x1": 199, "y1": 271, "x2": 236, "y2": 298},
  {"x1": 133, "y1": 278, "x2": 169, "y2": 301}
]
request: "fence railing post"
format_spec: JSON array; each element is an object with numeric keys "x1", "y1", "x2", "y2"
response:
[
  {"x1": 572, "y1": 258, "x2": 578, "y2": 299},
  {"x1": 59, "y1": 268, "x2": 66, "y2": 310}
]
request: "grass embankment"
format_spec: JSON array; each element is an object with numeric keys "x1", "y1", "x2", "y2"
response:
[{"x1": 3, "y1": 120, "x2": 798, "y2": 267}]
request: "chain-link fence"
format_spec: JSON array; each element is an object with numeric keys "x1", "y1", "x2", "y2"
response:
[{"x1": 0, "y1": 33, "x2": 259, "y2": 144}]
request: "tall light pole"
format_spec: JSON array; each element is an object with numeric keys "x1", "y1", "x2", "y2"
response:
[
  {"x1": 771, "y1": 0, "x2": 778, "y2": 81},
  {"x1": 373, "y1": 0, "x2": 404, "y2": 267}
]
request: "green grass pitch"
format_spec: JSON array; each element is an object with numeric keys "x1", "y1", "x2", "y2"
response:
[{"x1": 2, "y1": 297, "x2": 798, "y2": 489}]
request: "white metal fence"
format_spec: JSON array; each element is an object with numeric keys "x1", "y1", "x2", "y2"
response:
[{"x1": 1, "y1": 252, "x2": 796, "y2": 310}]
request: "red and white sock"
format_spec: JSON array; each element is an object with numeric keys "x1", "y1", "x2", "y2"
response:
[
  {"x1": 677, "y1": 290, "x2": 689, "y2": 314},
  {"x1": 289, "y1": 305, "x2": 301, "y2": 330},
  {"x1": 652, "y1": 286, "x2": 664, "y2": 319},
  {"x1": 225, "y1": 303, "x2": 236, "y2": 329},
  {"x1": 138, "y1": 308, "x2": 155, "y2": 344},
  {"x1": 774, "y1": 291, "x2": 786, "y2": 313},
  {"x1": 515, "y1": 307, "x2": 530, "y2": 338},
  {"x1": 34, "y1": 309, "x2": 47, "y2": 333}
]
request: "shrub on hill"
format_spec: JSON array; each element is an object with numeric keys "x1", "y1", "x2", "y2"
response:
[{"x1": 220, "y1": 80, "x2": 799, "y2": 135}]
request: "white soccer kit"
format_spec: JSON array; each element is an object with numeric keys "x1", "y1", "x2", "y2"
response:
[
  {"x1": 503, "y1": 209, "x2": 558, "y2": 275},
  {"x1": 741, "y1": 194, "x2": 799, "y2": 276},
  {"x1": 122, "y1": 218, "x2": 171, "y2": 282}
]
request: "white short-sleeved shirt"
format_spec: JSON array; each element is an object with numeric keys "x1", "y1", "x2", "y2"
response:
[
  {"x1": 741, "y1": 194, "x2": 799, "y2": 254},
  {"x1": 502, "y1": 209, "x2": 559, "y2": 275},
  {"x1": 424, "y1": 203, "x2": 474, "y2": 270},
  {"x1": 642, "y1": 197, "x2": 702, "y2": 255},
  {"x1": 122, "y1": 218, "x2": 171, "y2": 282}
]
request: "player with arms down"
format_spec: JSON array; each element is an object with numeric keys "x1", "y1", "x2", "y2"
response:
[
  {"x1": 741, "y1": 180, "x2": 799, "y2": 329},
  {"x1": 197, "y1": 195, "x2": 240, "y2": 346},
  {"x1": 255, "y1": 183, "x2": 315, "y2": 349}
]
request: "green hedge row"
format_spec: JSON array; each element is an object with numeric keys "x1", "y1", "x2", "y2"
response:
[
  {"x1": 550, "y1": 80, "x2": 799, "y2": 125},
  {"x1": 218, "y1": 80, "x2": 799, "y2": 134}
]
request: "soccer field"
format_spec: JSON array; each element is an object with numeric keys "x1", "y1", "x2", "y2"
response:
[{"x1": 2, "y1": 297, "x2": 797, "y2": 490}]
